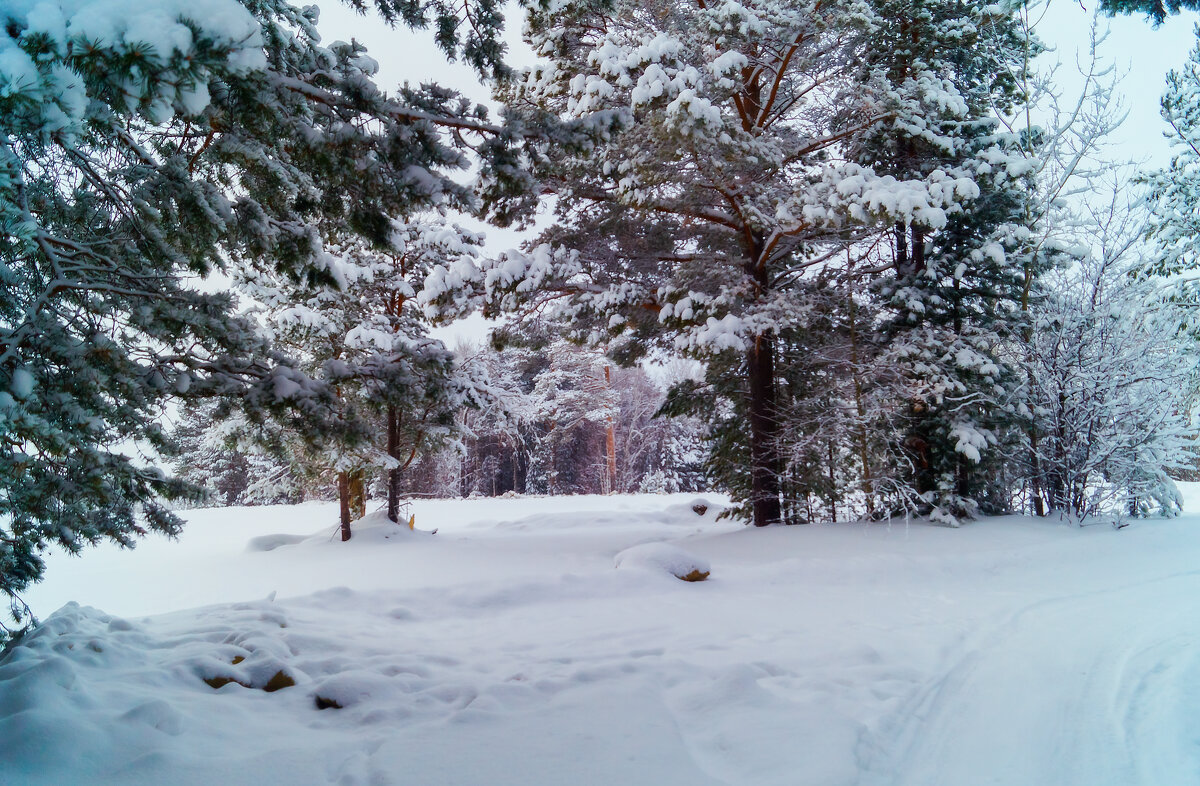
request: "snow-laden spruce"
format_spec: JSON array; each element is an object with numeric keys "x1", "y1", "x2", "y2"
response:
[
  {"x1": 1145, "y1": 26, "x2": 1200, "y2": 288},
  {"x1": 478, "y1": 1, "x2": 1036, "y2": 525}
]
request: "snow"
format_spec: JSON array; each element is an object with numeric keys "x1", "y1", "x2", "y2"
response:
[
  {"x1": 1, "y1": 0, "x2": 266, "y2": 115},
  {"x1": 614, "y1": 541, "x2": 711, "y2": 579},
  {"x1": 9, "y1": 368, "x2": 33, "y2": 399},
  {"x1": 6, "y1": 491, "x2": 1200, "y2": 784}
]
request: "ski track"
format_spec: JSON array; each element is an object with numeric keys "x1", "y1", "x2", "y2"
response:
[{"x1": 858, "y1": 570, "x2": 1200, "y2": 786}]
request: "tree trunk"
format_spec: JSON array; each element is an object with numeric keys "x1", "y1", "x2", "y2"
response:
[
  {"x1": 747, "y1": 331, "x2": 783, "y2": 526},
  {"x1": 847, "y1": 283, "x2": 875, "y2": 518},
  {"x1": 1020, "y1": 244, "x2": 1046, "y2": 517},
  {"x1": 348, "y1": 470, "x2": 366, "y2": 521},
  {"x1": 1029, "y1": 421, "x2": 1046, "y2": 516},
  {"x1": 894, "y1": 221, "x2": 909, "y2": 273},
  {"x1": 338, "y1": 471, "x2": 352, "y2": 542},
  {"x1": 1047, "y1": 457, "x2": 1065, "y2": 514},
  {"x1": 911, "y1": 226, "x2": 925, "y2": 273},
  {"x1": 743, "y1": 236, "x2": 782, "y2": 528},
  {"x1": 827, "y1": 440, "x2": 837, "y2": 523},
  {"x1": 386, "y1": 405, "x2": 402, "y2": 523},
  {"x1": 1048, "y1": 398, "x2": 1068, "y2": 513},
  {"x1": 604, "y1": 365, "x2": 617, "y2": 494},
  {"x1": 906, "y1": 225, "x2": 933, "y2": 503},
  {"x1": 512, "y1": 439, "x2": 520, "y2": 493}
]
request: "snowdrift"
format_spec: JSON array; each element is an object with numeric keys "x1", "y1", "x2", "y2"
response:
[{"x1": 4, "y1": 493, "x2": 1200, "y2": 785}]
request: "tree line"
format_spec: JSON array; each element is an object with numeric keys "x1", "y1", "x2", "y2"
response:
[{"x1": 171, "y1": 336, "x2": 707, "y2": 510}]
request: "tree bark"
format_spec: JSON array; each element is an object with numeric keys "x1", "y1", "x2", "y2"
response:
[
  {"x1": 387, "y1": 405, "x2": 401, "y2": 523},
  {"x1": 827, "y1": 440, "x2": 837, "y2": 523},
  {"x1": 847, "y1": 283, "x2": 875, "y2": 518},
  {"x1": 744, "y1": 236, "x2": 782, "y2": 528},
  {"x1": 894, "y1": 221, "x2": 909, "y2": 273},
  {"x1": 747, "y1": 331, "x2": 783, "y2": 526},
  {"x1": 604, "y1": 365, "x2": 617, "y2": 493},
  {"x1": 911, "y1": 226, "x2": 925, "y2": 274},
  {"x1": 1029, "y1": 419, "x2": 1046, "y2": 516},
  {"x1": 348, "y1": 470, "x2": 365, "y2": 521},
  {"x1": 338, "y1": 471, "x2": 352, "y2": 541}
]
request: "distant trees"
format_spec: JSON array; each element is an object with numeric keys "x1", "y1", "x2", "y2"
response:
[
  {"x1": 442, "y1": 340, "x2": 705, "y2": 498},
  {"x1": 173, "y1": 337, "x2": 708, "y2": 504},
  {"x1": 171, "y1": 402, "x2": 306, "y2": 507},
  {"x1": 236, "y1": 223, "x2": 485, "y2": 539}
]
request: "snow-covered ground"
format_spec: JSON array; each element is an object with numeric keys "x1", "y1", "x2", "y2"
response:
[{"x1": 3, "y1": 491, "x2": 1200, "y2": 785}]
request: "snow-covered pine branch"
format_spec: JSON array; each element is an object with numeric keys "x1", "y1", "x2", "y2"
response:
[{"x1": 0, "y1": 0, "x2": 532, "y2": 616}]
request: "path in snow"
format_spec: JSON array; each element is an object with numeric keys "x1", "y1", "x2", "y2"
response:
[{"x1": 859, "y1": 568, "x2": 1200, "y2": 785}]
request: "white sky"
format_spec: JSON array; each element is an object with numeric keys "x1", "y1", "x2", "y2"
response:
[
  {"x1": 1035, "y1": 2, "x2": 1198, "y2": 167},
  {"x1": 310, "y1": 1, "x2": 1200, "y2": 343}
]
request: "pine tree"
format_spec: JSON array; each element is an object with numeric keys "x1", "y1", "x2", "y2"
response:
[
  {"x1": 1144, "y1": 28, "x2": 1200, "y2": 286},
  {"x1": 0, "y1": 0, "x2": 531, "y2": 625},
  {"x1": 485, "y1": 0, "x2": 990, "y2": 526},
  {"x1": 242, "y1": 222, "x2": 486, "y2": 538}
]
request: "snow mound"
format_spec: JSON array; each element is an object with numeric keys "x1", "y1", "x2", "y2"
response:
[
  {"x1": 335, "y1": 510, "x2": 435, "y2": 544},
  {"x1": 614, "y1": 542, "x2": 711, "y2": 581},
  {"x1": 245, "y1": 533, "x2": 307, "y2": 552},
  {"x1": 663, "y1": 497, "x2": 724, "y2": 522},
  {"x1": 247, "y1": 510, "x2": 433, "y2": 553},
  {"x1": 486, "y1": 497, "x2": 726, "y2": 532}
]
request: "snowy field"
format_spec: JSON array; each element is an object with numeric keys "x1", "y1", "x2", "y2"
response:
[{"x1": 3, "y1": 492, "x2": 1200, "y2": 785}]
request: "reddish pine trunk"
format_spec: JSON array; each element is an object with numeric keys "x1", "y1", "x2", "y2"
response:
[
  {"x1": 747, "y1": 332, "x2": 782, "y2": 527},
  {"x1": 338, "y1": 470, "x2": 366, "y2": 541},
  {"x1": 744, "y1": 238, "x2": 782, "y2": 528},
  {"x1": 387, "y1": 406, "x2": 401, "y2": 523}
]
